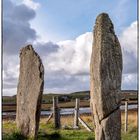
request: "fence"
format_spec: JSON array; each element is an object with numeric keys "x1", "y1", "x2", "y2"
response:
[
  {"x1": 2, "y1": 97, "x2": 137, "y2": 132},
  {"x1": 46, "y1": 97, "x2": 135, "y2": 132}
]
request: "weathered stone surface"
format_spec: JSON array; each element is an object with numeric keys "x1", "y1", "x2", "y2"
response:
[
  {"x1": 90, "y1": 13, "x2": 122, "y2": 140},
  {"x1": 16, "y1": 45, "x2": 44, "y2": 139}
]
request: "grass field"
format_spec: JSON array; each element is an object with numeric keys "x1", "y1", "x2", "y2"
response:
[
  {"x1": 2, "y1": 110, "x2": 138, "y2": 140},
  {"x1": 2, "y1": 100, "x2": 138, "y2": 112},
  {"x1": 2, "y1": 100, "x2": 90, "y2": 112}
]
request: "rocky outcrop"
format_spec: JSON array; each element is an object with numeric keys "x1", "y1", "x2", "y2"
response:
[
  {"x1": 90, "y1": 13, "x2": 122, "y2": 140},
  {"x1": 16, "y1": 45, "x2": 44, "y2": 139}
]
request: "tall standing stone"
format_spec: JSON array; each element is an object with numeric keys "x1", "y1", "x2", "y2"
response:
[
  {"x1": 90, "y1": 13, "x2": 122, "y2": 140},
  {"x1": 16, "y1": 45, "x2": 44, "y2": 139}
]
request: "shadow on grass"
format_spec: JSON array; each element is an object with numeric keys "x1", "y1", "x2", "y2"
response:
[
  {"x1": 3, "y1": 132, "x2": 61, "y2": 140},
  {"x1": 38, "y1": 131, "x2": 62, "y2": 140},
  {"x1": 3, "y1": 131, "x2": 94, "y2": 140},
  {"x1": 2, "y1": 131, "x2": 27, "y2": 140}
]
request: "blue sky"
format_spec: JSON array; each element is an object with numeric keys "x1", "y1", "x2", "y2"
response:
[
  {"x1": 31, "y1": 0, "x2": 137, "y2": 42},
  {"x1": 3, "y1": 0, "x2": 138, "y2": 96}
]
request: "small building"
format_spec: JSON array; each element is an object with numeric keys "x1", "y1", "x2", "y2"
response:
[{"x1": 59, "y1": 95, "x2": 71, "y2": 102}]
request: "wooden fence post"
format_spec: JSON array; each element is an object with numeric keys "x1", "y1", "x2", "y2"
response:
[
  {"x1": 53, "y1": 97, "x2": 61, "y2": 129},
  {"x1": 78, "y1": 116, "x2": 92, "y2": 132},
  {"x1": 124, "y1": 101, "x2": 128, "y2": 133},
  {"x1": 74, "y1": 98, "x2": 79, "y2": 128},
  {"x1": 46, "y1": 113, "x2": 53, "y2": 124}
]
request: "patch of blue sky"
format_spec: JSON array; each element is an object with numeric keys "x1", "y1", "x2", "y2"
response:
[{"x1": 31, "y1": 0, "x2": 137, "y2": 42}]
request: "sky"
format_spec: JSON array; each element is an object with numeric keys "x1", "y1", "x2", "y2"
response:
[{"x1": 3, "y1": 0, "x2": 138, "y2": 96}]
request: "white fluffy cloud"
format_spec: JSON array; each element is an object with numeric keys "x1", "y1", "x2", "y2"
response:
[
  {"x1": 119, "y1": 21, "x2": 137, "y2": 74},
  {"x1": 39, "y1": 21, "x2": 137, "y2": 76},
  {"x1": 122, "y1": 73, "x2": 137, "y2": 89},
  {"x1": 45, "y1": 32, "x2": 92, "y2": 75},
  {"x1": 120, "y1": 21, "x2": 137, "y2": 56},
  {"x1": 22, "y1": 0, "x2": 40, "y2": 10},
  {"x1": 35, "y1": 21, "x2": 137, "y2": 93},
  {"x1": 3, "y1": 54, "x2": 19, "y2": 96},
  {"x1": 120, "y1": 22, "x2": 137, "y2": 79},
  {"x1": 41, "y1": 21, "x2": 137, "y2": 92}
]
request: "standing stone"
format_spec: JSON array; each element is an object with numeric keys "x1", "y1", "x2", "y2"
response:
[
  {"x1": 90, "y1": 13, "x2": 122, "y2": 140},
  {"x1": 16, "y1": 45, "x2": 44, "y2": 139}
]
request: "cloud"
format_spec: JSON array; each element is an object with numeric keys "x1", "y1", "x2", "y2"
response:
[
  {"x1": 3, "y1": 54, "x2": 19, "y2": 96},
  {"x1": 34, "y1": 41, "x2": 59, "y2": 56},
  {"x1": 3, "y1": 0, "x2": 37, "y2": 55},
  {"x1": 37, "y1": 21, "x2": 137, "y2": 93},
  {"x1": 119, "y1": 21, "x2": 137, "y2": 74},
  {"x1": 45, "y1": 32, "x2": 92, "y2": 75},
  {"x1": 120, "y1": 21, "x2": 137, "y2": 57},
  {"x1": 34, "y1": 39, "x2": 91, "y2": 92},
  {"x1": 22, "y1": 0, "x2": 40, "y2": 10},
  {"x1": 3, "y1": 55, "x2": 19, "y2": 80},
  {"x1": 40, "y1": 21, "x2": 137, "y2": 93},
  {"x1": 3, "y1": 0, "x2": 38, "y2": 96},
  {"x1": 122, "y1": 73, "x2": 137, "y2": 90},
  {"x1": 43, "y1": 71, "x2": 90, "y2": 94},
  {"x1": 3, "y1": 88, "x2": 17, "y2": 96},
  {"x1": 39, "y1": 20, "x2": 137, "y2": 76}
]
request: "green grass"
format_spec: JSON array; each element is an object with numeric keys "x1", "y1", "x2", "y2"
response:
[
  {"x1": 2, "y1": 120, "x2": 137, "y2": 140},
  {"x1": 37, "y1": 130, "x2": 94, "y2": 140},
  {"x1": 122, "y1": 132, "x2": 137, "y2": 140},
  {"x1": 121, "y1": 124, "x2": 138, "y2": 140},
  {"x1": 3, "y1": 100, "x2": 90, "y2": 112},
  {"x1": 3, "y1": 131, "x2": 94, "y2": 140},
  {"x1": 38, "y1": 121, "x2": 94, "y2": 140},
  {"x1": 2, "y1": 131, "x2": 27, "y2": 140}
]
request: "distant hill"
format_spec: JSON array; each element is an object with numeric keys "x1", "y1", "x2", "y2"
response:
[{"x1": 2, "y1": 90, "x2": 138, "y2": 104}]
